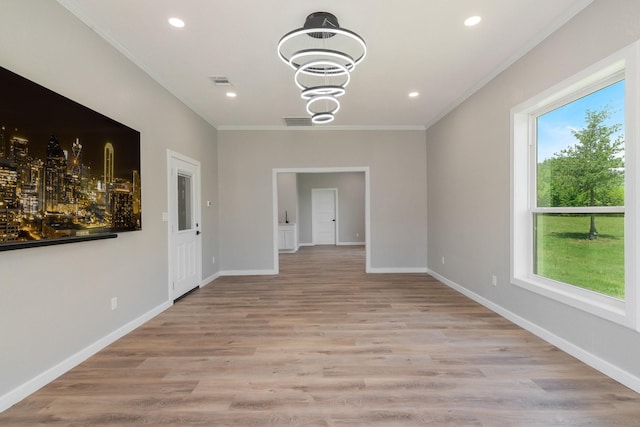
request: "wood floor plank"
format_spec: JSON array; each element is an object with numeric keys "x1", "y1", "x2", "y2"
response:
[{"x1": 1, "y1": 245, "x2": 639, "y2": 426}]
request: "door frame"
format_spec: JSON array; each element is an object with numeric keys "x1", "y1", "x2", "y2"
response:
[
  {"x1": 272, "y1": 167, "x2": 371, "y2": 273},
  {"x1": 167, "y1": 149, "x2": 202, "y2": 301},
  {"x1": 311, "y1": 188, "x2": 338, "y2": 245}
]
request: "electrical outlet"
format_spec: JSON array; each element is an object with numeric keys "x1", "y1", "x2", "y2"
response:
[
  {"x1": 441, "y1": 257, "x2": 445, "y2": 265},
  {"x1": 111, "y1": 297, "x2": 118, "y2": 311},
  {"x1": 212, "y1": 256, "x2": 216, "y2": 265},
  {"x1": 492, "y1": 275, "x2": 497, "y2": 286}
]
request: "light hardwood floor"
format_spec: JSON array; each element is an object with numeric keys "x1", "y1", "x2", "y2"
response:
[{"x1": 2, "y1": 246, "x2": 639, "y2": 426}]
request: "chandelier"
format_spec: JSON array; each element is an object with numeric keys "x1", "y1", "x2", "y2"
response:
[{"x1": 278, "y1": 12, "x2": 366, "y2": 124}]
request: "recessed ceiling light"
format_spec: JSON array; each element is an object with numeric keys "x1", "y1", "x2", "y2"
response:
[
  {"x1": 464, "y1": 16, "x2": 482, "y2": 27},
  {"x1": 168, "y1": 17, "x2": 185, "y2": 28},
  {"x1": 226, "y1": 92, "x2": 237, "y2": 98},
  {"x1": 409, "y1": 91, "x2": 419, "y2": 98}
]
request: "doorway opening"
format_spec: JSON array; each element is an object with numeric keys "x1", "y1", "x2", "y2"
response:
[{"x1": 272, "y1": 167, "x2": 370, "y2": 273}]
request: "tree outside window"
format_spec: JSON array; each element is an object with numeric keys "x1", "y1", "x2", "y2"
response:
[{"x1": 535, "y1": 81, "x2": 625, "y2": 299}]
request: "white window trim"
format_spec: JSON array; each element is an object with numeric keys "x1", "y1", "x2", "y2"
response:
[{"x1": 511, "y1": 40, "x2": 640, "y2": 331}]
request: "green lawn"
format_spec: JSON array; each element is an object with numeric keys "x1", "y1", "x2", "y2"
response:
[{"x1": 535, "y1": 214, "x2": 624, "y2": 299}]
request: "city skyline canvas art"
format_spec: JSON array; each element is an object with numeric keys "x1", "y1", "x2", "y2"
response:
[{"x1": 0, "y1": 66, "x2": 141, "y2": 250}]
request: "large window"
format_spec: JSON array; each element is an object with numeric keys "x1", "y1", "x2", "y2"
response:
[
  {"x1": 512, "y1": 42, "x2": 639, "y2": 329},
  {"x1": 535, "y1": 80, "x2": 625, "y2": 298}
]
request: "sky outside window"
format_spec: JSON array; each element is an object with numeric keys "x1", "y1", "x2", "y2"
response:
[{"x1": 537, "y1": 80, "x2": 625, "y2": 162}]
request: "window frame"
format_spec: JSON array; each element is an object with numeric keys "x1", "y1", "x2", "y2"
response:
[{"x1": 511, "y1": 41, "x2": 639, "y2": 330}]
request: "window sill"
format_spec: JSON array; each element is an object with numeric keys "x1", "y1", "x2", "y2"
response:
[{"x1": 512, "y1": 274, "x2": 631, "y2": 328}]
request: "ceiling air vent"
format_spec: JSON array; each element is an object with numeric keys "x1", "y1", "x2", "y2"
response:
[
  {"x1": 283, "y1": 117, "x2": 313, "y2": 127},
  {"x1": 209, "y1": 76, "x2": 231, "y2": 86}
]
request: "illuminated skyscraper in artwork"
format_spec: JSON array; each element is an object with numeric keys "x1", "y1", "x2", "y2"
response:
[
  {"x1": 21, "y1": 158, "x2": 43, "y2": 214},
  {"x1": 0, "y1": 158, "x2": 17, "y2": 206},
  {"x1": 45, "y1": 135, "x2": 67, "y2": 211},
  {"x1": 10, "y1": 136, "x2": 28, "y2": 162},
  {"x1": 0, "y1": 157, "x2": 19, "y2": 242},
  {"x1": 104, "y1": 142, "x2": 114, "y2": 184},
  {"x1": 131, "y1": 169, "x2": 141, "y2": 229},
  {"x1": 132, "y1": 169, "x2": 141, "y2": 214},
  {"x1": 65, "y1": 138, "x2": 83, "y2": 206},
  {"x1": 10, "y1": 137, "x2": 29, "y2": 185},
  {"x1": 110, "y1": 186, "x2": 134, "y2": 229},
  {"x1": 70, "y1": 138, "x2": 82, "y2": 177}
]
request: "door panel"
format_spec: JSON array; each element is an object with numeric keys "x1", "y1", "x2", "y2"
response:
[
  {"x1": 312, "y1": 188, "x2": 336, "y2": 245},
  {"x1": 168, "y1": 152, "x2": 201, "y2": 300}
]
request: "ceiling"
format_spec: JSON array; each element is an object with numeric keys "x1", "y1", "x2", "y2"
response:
[{"x1": 57, "y1": 0, "x2": 592, "y2": 130}]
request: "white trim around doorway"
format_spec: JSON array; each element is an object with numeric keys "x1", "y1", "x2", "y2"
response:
[{"x1": 272, "y1": 167, "x2": 371, "y2": 273}]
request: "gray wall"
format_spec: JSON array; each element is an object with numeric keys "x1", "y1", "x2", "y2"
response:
[
  {"x1": 427, "y1": 0, "x2": 640, "y2": 385},
  {"x1": 277, "y1": 172, "x2": 297, "y2": 224},
  {"x1": 0, "y1": 0, "x2": 219, "y2": 403},
  {"x1": 217, "y1": 129, "x2": 427, "y2": 273},
  {"x1": 297, "y1": 172, "x2": 365, "y2": 245}
]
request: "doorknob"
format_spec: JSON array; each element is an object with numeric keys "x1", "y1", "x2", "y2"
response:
[
  {"x1": 196, "y1": 230, "x2": 201, "y2": 235},
  {"x1": 332, "y1": 219, "x2": 336, "y2": 222}
]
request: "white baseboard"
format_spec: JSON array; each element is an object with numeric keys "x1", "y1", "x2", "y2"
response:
[
  {"x1": 219, "y1": 269, "x2": 277, "y2": 276},
  {"x1": 427, "y1": 269, "x2": 640, "y2": 394},
  {"x1": 0, "y1": 301, "x2": 172, "y2": 413},
  {"x1": 200, "y1": 271, "x2": 220, "y2": 287},
  {"x1": 278, "y1": 247, "x2": 299, "y2": 254},
  {"x1": 299, "y1": 242, "x2": 366, "y2": 247},
  {"x1": 369, "y1": 267, "x2": 428, "y2": 273}
]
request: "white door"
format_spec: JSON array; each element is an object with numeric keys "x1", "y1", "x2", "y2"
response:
[
  {"x1": 168, "y1": 151, "x2": 202, "y2": 300},
  {"x1": 312, "y1": 188, "x2": 337, "y2": 245}
]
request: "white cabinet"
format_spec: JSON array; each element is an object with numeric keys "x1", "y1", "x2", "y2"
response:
[{"x1": 278, "y1": 223, "x2": 297, "y2": 252}]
